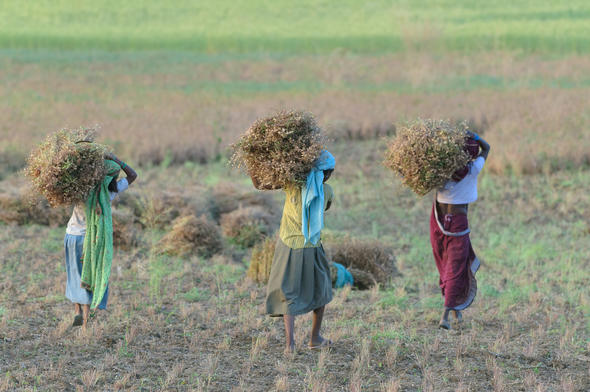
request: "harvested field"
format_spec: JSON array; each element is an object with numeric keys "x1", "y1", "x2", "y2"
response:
[{"x1": 1, "y1": 2, "x2": 590, "y2": 391}]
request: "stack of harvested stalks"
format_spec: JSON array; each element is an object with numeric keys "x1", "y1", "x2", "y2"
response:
[
  {"x1": 209, "y1": 182, "x2": 278, "y2": 220},
  {"x1": 111, "y1": 208, "x2": 141, "y2": 250},
  {"x1": 231, "y1": 111, "x2": 326, "y2": 189},
  {"x1": 220, "y1": 206, "x2": 277, "y2": 248},
  {"x1": 25, "y1": 128, "x2": 109, "y2": 206},
  {"x1": 0, "y1": 186, "x2": 70, "y2": 226},
  {"x1": 122, "y1": 188, "x2": 210, "y2": 230},
  {"x1": 383, "y1": 119, "x2": 470, "y2": 196},
  {"x1": 247, "y1": 235, "x2": 277, "y2": 285},
  {"x1": 326, "y1": 237, "x2": 397, "y2": 289},
  {"x1": 157, "y1": 214, "x2": 223, "y2": 258},
  {"x1": 247, "y1": 235, "x2": 397, "y2": 290}
]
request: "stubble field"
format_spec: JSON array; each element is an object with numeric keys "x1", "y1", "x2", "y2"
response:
[{"x1": 1, "y1": 2, "x2": 590, "y2": 391}]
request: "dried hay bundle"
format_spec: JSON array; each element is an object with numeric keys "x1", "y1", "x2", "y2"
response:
[
  {"x1": 348, "y1": 268, "x2": 377, "y2": 290},
  {"x1": 220, "y1": 206, "x2": 278, "y2": 248},
  {"x1": 247, "y1": 235, "x2": 277, "y2": 284},
  {"x1": 0, "y1": 184, "x2": 70, "y2": 226},
  {"x1": 209, "y1": 182, "x2": 278, "y2": 220},
  {"x1": 157, "y1": 214, "x2": 223, "y2": 258},
  {"x1": 25, "y1": 128, "x2": 110, "y2": 206},
  {"x1": 383, "y1": 119, "x2": 470, "y2": 196},
  {"x1": 125, "y1": 189, "x2": 209, "y2": 229},
  {"x1": 329, "y1": 263, "x2": 377, "y2": 290},
  {"x1": 231, "y1": 111, "x2": 326, "y2": 189},
  {"x1": 112, "y1": 208, "x2": 141, "y2": 250},
  {"x1": 326, "y1": 237, "x2": 397, "y2": 286}
]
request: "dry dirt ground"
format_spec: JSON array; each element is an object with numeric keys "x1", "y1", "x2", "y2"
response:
[{"x1": 1, "y1": 142, "x2": 589, "y2": 391}]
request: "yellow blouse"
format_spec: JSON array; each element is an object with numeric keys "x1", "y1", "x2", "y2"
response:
[{"x1": 279, "y1": 183, "x2": 334, "y2": 249}]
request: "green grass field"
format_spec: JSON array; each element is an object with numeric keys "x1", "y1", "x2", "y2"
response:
[
  {"x1": 1, "y1": 2, "x2": 589, "y2": 391},
  {"x1": 2, "y1": 1, "x2": 590, "y2": 53}
]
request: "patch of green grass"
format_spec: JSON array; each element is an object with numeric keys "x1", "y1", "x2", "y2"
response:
[
  {"x1": 40, "y1": 228, "x2": 65, "y2": 253},
  {"x1": 201, "y1": 262, "x2": 245, "y2": 285},
  {"x1": 499, "y1": 283, "x2": 537, "y2": 312},
  {"x1": 419, "y1": 295, "x2": 443, "y2": 309},
  {"x1": 372, "y1": 328, "x2": 409, "y2": 345},
  {"x1": 1, "y1": 1, "x2": 590, "y2": 54},
  {"x1": 377, "y1": 290, "x2": 409, "y2": 310},
  {"x1": 182, "y1": 287, "x2": 209, "y2": 303}
]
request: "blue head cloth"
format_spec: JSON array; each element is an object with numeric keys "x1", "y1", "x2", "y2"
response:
[{"x1": 302, "y1": 150, "x2": 335, "y2": 245}]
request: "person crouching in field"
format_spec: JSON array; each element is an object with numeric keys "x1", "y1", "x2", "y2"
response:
[
  {"x1": 64, "y1": 153, "x2": 137, "y2": 328},
  {"x1": 431, "y1": 131, "x2": 490, "y2": 329},
  {"x1": 253, "y1": 151, "x2": 335, "y2": 354}
]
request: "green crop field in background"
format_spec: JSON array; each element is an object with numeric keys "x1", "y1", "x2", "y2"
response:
[{"x1": 1, "y1": 0, "x2": 590, "y2": 53}]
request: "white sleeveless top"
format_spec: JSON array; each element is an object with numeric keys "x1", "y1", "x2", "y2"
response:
[
  {"x1": 436, "y1": 157, "x2": 485, "y2": 205},
  {"x1": 66, "y1": 178, "x2": 129, "y2": 236}
]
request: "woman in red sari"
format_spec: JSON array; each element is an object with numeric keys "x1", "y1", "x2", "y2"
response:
[{"x1": 430, "y1": 131, "x2": 490, "y2": 329}]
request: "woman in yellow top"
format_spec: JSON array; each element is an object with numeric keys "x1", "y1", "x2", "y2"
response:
[{"x1": 253, "y1": 151, "x2": 335, "y2": 354}]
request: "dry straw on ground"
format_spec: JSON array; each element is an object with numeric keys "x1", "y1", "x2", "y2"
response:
[
  {"x1": 120, "y1": 188, "x2": 210, "y2": 229},
  {"x1": 326, "y1": 237, "x2": 397, "y2": 287},
  {"x1": 383, "y1": 119, "x2": 470, "y2": 196},
  {"x1": 209, "y1": 182, "x2": 278, "y2": 221},
  {"x1": 329, "y1": 263, "x2": 378, "y2": 290},
  {"x1": 157, "y1": 214, "x2": 223, "y2": 258},
  {"x1": 25, "y1": 128, "x2": 110, "y2": 207},
  {"x1": 247, "y1": 235, "x2": 276, "y2": 284},
  {"x1": 231, "y1": 111, "x2": 326, "y2": 189},
  {"x1": 112, "y1": 208, "x2": 140, "y2": 250},
  {"x1": 220, "y1": 206, "x2": 277, "y2": 248},
  {"x1": 0, "y1": 186, "x2": 70, "y2": 226}
]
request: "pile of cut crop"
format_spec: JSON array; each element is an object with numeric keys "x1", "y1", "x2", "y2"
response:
[
  {"x1": 220, "y1": 206, "x2": 277, "y2": 248},
  {"x1": 231, "y1": 111, "x2": 325, "y2": 189},
  {"x1": 383, "y1": 119, "x2": 470, "y2": 196},
  {"x1": 247, "y1": 235, "x2": 277, "y2": 284},
  {"x1": 25, "y1": 128, "x2": 109, "y2": 206},
  {"x1": 157, "y1": 214, "x2": 223, "y2": 258},
  {"x1": 326, "y1": 237, "x2": 397, "y2": 289}
]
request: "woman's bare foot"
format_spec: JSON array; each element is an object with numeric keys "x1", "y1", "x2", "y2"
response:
[
  {"x1": 72, "y1": 303, "x2": 83, "y2": 327},
  {"x1": 309, "y1": 336, "x2": 332, "y2": 350},
  {"x1": 82, "y1": 304, "x2": 90, "y2": 329},
  {"x1": 439, "y1": 309, "x2": 451, "y2": 330},
  {"x1": 284, "y1": 343, "x2": 296, "y2": 355}
]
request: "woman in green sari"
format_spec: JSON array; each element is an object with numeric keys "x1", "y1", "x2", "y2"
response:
[{"x1": 64, "y1": 153, "x2": 137, "y2": 328}]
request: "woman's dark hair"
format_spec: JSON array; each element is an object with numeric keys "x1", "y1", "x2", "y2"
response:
[
  {"x1": 323, "y1": 169, "x2": 334, "y2": 183},
  {"x1": 108, "y1": 176, "x2": 118, "y2": 193}
]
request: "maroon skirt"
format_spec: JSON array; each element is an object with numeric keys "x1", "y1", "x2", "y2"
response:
[{"x1": 429, "y1": 204, "x2": 480, "y2": 310}]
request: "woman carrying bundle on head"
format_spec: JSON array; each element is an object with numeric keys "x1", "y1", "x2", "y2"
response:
[
  {"x1": 253, "y1": 150, "x2": 335, "y2": 354},
  {"x1": 233, "y1": 111, "x2": 334, "y2": 354},
  {"x1": 64, "y1": 153, "x2": 137, "y2": 328},
  {"x1": 431, "y1": 131, "x2": 490, "y2": 329}
]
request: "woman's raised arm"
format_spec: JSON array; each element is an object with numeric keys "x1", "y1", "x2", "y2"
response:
[{"x1": 105, "y1": 152, "x2": 138, "y2": 185}]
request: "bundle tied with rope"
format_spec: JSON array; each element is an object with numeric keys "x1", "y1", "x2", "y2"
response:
[
  {"x1": 231, "y1": 110, "x2": 326, "y2": 189},
  {"x1": 383, "y1": 119, "x2": 472, "y2": 196}
]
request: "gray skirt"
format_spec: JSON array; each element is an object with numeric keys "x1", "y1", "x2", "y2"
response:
[{"x1": 266, "y1": 239, "x2": 333, "y2": 316}]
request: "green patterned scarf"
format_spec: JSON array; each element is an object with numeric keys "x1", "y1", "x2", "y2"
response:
[{"x1": 80, "y1": 160, "x2": 120, "y2": 309}]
